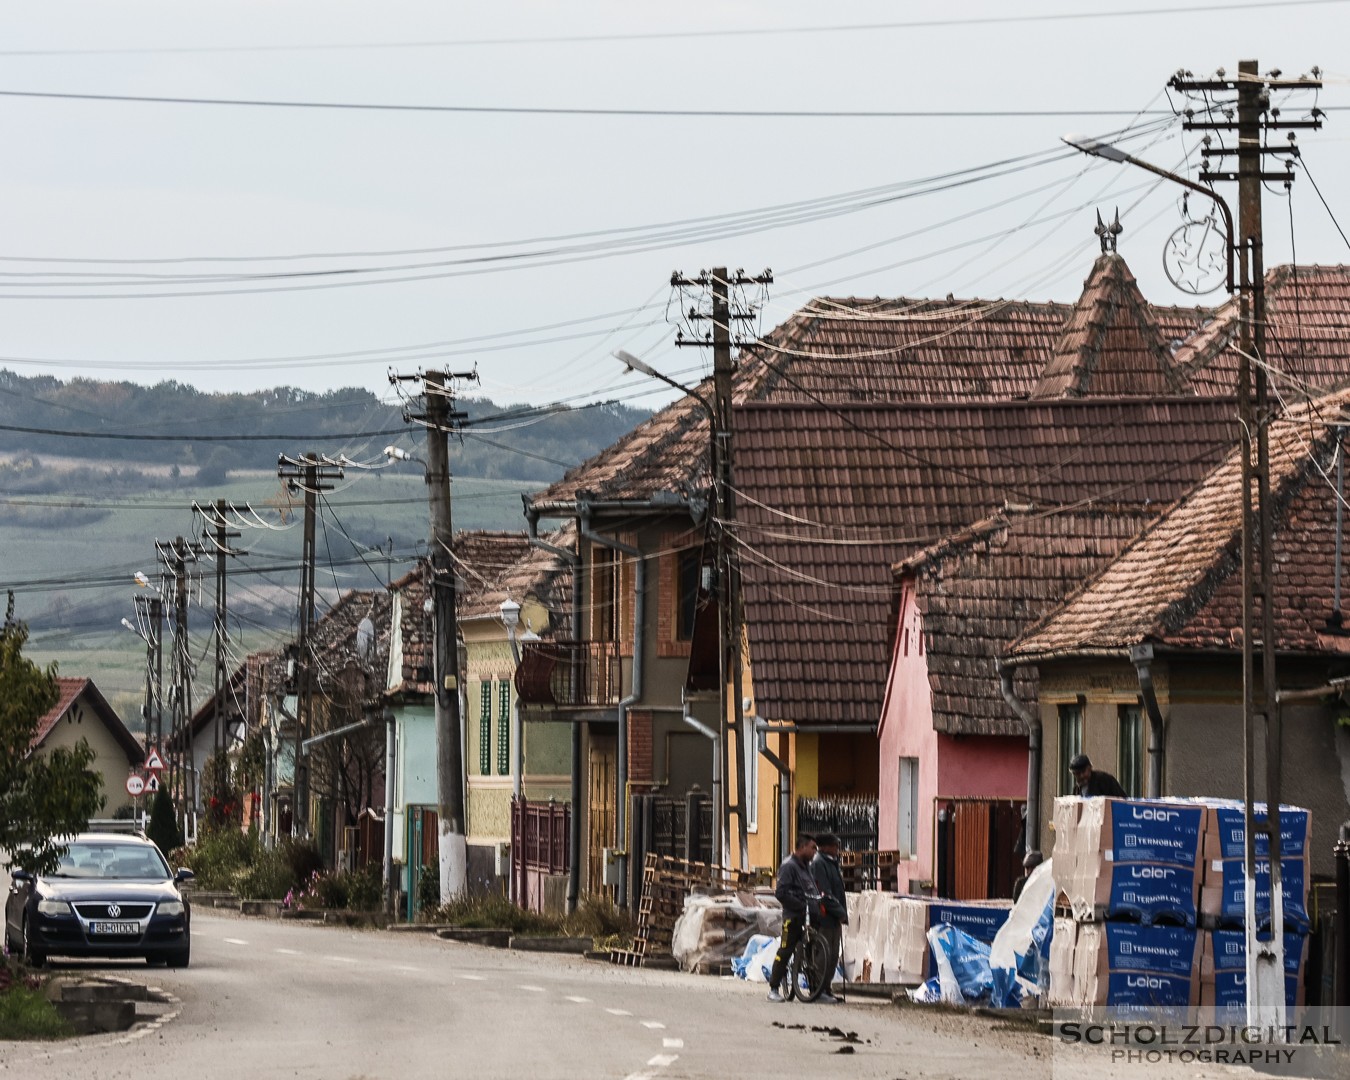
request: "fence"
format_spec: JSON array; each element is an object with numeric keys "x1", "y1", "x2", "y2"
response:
[
  {"x1": 796, "y1": 794, "x2": 879, "y2": 852},
  {"x1": 510, "y1": 797, "x2": 570, "y2": 914},
  {"x1": 514, "y1": 640, "x2": 622, "y2": 708},
  {"x1": 627, "y1": 791, "x2": 715, "y2": 907}
]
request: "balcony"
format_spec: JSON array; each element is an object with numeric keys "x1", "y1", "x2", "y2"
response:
[{"x1": 515, "y1": 640, "x2": 623, "y2": 709}]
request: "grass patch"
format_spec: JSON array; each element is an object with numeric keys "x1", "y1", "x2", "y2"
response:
[
  {"x1": 0, "y1": 985, "x2": 72, "y2": 1041},
  {"x1": 429, "y1": 893, "x2": 634, "y2": 947}
]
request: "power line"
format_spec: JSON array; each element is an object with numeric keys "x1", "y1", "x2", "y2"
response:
[{"x1": 0, "y1": 1, "x2": 1340, "y2": 54}]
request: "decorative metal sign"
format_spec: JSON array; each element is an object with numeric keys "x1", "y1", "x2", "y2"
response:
[{"x1": 1164, "y1": 213, "x2": 1229, "y2": 295}]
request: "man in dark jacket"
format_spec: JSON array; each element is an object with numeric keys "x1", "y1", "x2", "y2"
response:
[
  {"x1": 1069, "y1": 754, "x2": 1127, "y2": 798},
  {"x1": 810, "y1": 833, "x2": 848, "y2": 1004},
  {"x1": 767, "y1": 834, "x2": 817, "y2": 1002}
]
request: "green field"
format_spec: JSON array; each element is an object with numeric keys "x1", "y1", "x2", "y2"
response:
[{"x1": 6, "y1": 469, "x2": 539, "y2": 724}]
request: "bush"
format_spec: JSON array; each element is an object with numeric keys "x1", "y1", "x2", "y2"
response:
[
  {"x1": 236, "y1": 847, "x2": 293, "y2": 900},
  {"x1": 294, "y1": 866, "x2": 382, "y2": 911},
  {"x1": 284, "y1": 840, "x2": 324, "y2": 888},
  {"x1": 0, "y1": 981, "x2": 71, "y2": 1040},
  {"x1": 417, "y1": 865, "x2": 440, "y2": 915},
  {"x1": 175, "y1": 829, "x2": 258, "y2": 892},
  {"x1": 146, "y1": 789, "x2": 183, "y2": 859}
]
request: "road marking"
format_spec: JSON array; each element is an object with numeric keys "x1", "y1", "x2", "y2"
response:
[
  {"x1": 458, "y1": 973, "x2": 486, "y2": 981},
  {"x1": 223, "y1": 937, "x2": 248, "y2": 945},
  {"x1": 275, "y1": 948, "x2": 301, "y2": 955},
  {"x1": 518, "y1": 984, "x2": 546, "y2": 992},
  {"x1": 647, "y1": 1055, "x2": 679, "y2": 1068},
  {"x1": 565, "y1": 995, "x2": 591, "y2": 1003},
  {"x1": 662, "y1": 1038, "x2": 683, "y2": 1049},
  {"x1": 391, "y1": 965, "x2": 421, "y2": 973},
  {"x1": 605, "y1": 1007, "x2": 632, "y2": 1016},
  {"x1": 326, "y1": 956, "x2": 358, "y2": 964}
]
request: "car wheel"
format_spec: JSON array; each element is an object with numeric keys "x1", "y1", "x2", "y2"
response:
[
  {"x1": 166, "y1": 942, "x2": 190, "y2": 969},
  {"x1": 21, "y1": 916, "x2": 46, "y2": 968}
]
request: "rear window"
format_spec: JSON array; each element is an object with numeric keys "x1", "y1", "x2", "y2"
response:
[{"x1": 50, "y1": 842, "x2": 170, "y2": 880}]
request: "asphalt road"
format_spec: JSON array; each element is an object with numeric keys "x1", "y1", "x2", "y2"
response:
[{"x1": 0, "y1": 912, "x2": 1288, "y2": 1080}]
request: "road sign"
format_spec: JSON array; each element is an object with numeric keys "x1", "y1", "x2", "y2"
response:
[
  {"x1": 145, "y1": 774, "x2": 161, "y2": 795},
  {"x1": 125, "y1": 773, "x2": 145, "y2": 797},
  {"x1": 144, "y1": 748, "x2": 165, "y2": 773}
]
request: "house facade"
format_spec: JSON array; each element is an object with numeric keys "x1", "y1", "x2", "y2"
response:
[{"x1": 32, "y1": 677, "x2": 144, "y2": 817}]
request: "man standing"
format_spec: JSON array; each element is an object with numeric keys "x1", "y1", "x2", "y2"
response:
[
  {"x1": 1069, "y1": 754, "x2": 1127, "y2": 798},
  {"x1": 810, "y1": 833, "x2": 848, "y2": 1005},
  {"x1": 767, "y1": 833, "x2": 817, "y2": 1003}
]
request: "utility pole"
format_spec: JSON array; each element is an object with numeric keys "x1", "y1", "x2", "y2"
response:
[
  {"x1": 157, "y1": 536, "x2": 205, "y2": 832},
  {"x1": 674, "y1": 267, "x2": 772, "y2": 867},
  {"x1": 196, "y1": 500, "x2": 246, "y2": 762},
  {"x1": 391, "y1": 367, "x2": 477, "y2": 899},
  {"x1": 276, "y1": 454, "x2": 344, "y2": 838},
  {"x1": 1173, "y1": 59, "x2": 1322, "y2": 1029},
  {"x1": 133, "y1": 590, "x2": 164, "y2": 755}
]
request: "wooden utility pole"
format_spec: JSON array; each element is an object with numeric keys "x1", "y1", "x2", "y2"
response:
[
  {"x1": 197, "y1": 500, "x2": 244, "y2": 761},
  {"x1": 674, "y1": 267, "x2": 772, "y2": 868},
  {"x1": 391, "y1": 368, "x2": 476, "y2": 900},
  {"x1": 1175, "y1": 58, "x2": 1322, "y2": 1027},
  {"x1": 277, "y1": 454, "x2": 343, "y2": 837},
  {"x1": 157, "y1": 536, "x2": 204, "y2": 826}
]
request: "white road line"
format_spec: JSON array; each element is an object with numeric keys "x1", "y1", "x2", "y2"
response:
[
  {"x1": 391, "y1": 965, "x2": 421, "y2": 973},
  {"x1": 565, "y1": 995, "x2": 591, "y2": 1003},
  {"x1": 640, "y1": 1020, "x2": 665, "y2": 1030},
  {"x1": 222, "y1": 937, "x2": 248, "y2": 945},
  {"x1": 275, "y1": 947, "x2": 301, "y2": 955},
  {"x1": 647, "y1": 1055, "x2": 679, "y2": 1068},
  {"x1": 326, "y1": 956, "x2": 358, "y2": 964},
  {"x1": 605, "y1": 1008, "x2": 632, "y2": 1016},
  {"x1": 518, "y1": 984, "x2": 546, "y2": 992},
  {"x1": 458, "y1": 973, "x2": 486, "y2": 981},
  {"x1": 662, "y1": 1038, "x2": 683, "y2": 1049}
]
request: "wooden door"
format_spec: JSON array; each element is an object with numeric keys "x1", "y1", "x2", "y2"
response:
[{"x1": 588, "y1": 737, "x2": 616, "y2": 900}]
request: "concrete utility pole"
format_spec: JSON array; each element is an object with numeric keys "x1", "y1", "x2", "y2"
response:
[
  {"x1": 133, "y1": 590, "x2": 164, "y2": 755},
  {"x1": 674, "y1": 267, "x2": 771, "y2": 868},
  {"x1": 1174, "y1": 59, "x2": 1323, "y2": 1029},
  {"x1": 391, "y1": 367, "x2": 477, "y2": 900},
  {"x1": 277, "y1": 454, "x2": 343, "y2": 838},
  {"x1": 157, "y1": 536, "x2": 204, "y2": 829},
  {"x1": 196, "y1": 500, "x2": 245, "y2": 761}
]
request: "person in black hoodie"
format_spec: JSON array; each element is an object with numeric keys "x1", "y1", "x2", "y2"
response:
[
  {"x1": 811, "y1": 833, "x2": 848, "y2": 1004},
  {"x1": 767, "y1": 834, "x2": 817, "y2": 1002}
]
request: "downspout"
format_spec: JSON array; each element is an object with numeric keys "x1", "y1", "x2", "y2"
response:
[
  {"x1": 579, "y1": 504, "x2": 644, "y2": 911},
  {"x1": 524, "y1": 502, "x2": 583, "y2": 914},
  {"x1": 998, "y1": 660, "x2": 1042, "y2": 859},
  {"x1": 681, "y1": 697, "x2": 721, "y2": 866},
  {"x1": 1129, "y1": 644, "x2": 1166, "y2": 798},
  {"x1": 384, "y1": 708, "x2": 397, "y2": 918},
  {"x1": 755, "y1": 719, "x2": 792, "y2": 865}
]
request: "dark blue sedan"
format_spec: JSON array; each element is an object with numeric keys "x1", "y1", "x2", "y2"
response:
[{"x1": 5, "y1": 833, "x2": 193, "y2": 968}]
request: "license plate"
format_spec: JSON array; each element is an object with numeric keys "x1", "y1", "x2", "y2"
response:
[{"x1": 90, "y1": 921, "x2": 140, "y2": 935}]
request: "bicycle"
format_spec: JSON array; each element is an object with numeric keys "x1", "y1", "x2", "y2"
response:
[{"x1": 784, "y1": 893, "x2": 833, "y2": 1003}]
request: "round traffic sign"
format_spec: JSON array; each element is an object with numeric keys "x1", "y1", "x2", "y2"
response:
[{"x1": 125, "y1": 773, "x2": 146, "y2": 797}]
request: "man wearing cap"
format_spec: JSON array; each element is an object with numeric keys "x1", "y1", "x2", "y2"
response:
[
  {"x1": 810, "y1": 833, "x2": 849, "y2": 1004},
  {"x1": 1069, "y1": 753, "x2": 1126, "y2": 798}
]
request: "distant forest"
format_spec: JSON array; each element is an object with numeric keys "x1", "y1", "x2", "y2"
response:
[{"x1": 0, "y1": 368, "x2": 650, "y2": 484}]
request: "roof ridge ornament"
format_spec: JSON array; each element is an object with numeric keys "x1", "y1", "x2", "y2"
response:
[{"x1": 1094, "y1": 208, "x2": 1123, "y2": 253}]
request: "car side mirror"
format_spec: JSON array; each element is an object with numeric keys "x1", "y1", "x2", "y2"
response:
[
  {"x1": 174, "y1": 868, "x2": 195, "y2": 883},
  {"x1": 10, "y1": 869, "x2": 32, "y2": 883}
]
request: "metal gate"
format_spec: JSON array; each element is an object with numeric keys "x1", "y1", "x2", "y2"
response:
[
  {"x1": 933, "y1": 798, "x2": 1022, "y2": 900},
  {"x1": 796, "y1": 795, "x2": 879, "y2": 851},
  {"x1": 511, "y1": 797, "x2": 570, "y2": 914}
]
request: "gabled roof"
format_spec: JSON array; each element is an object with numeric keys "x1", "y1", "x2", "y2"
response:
[
  {"x1": 893, "y1": 509, "x2": 1156, "y2": 736},
  {"x1": 33, "y1": 676, "x2": 143, "y2": 764},
  {"x1": 387, "y1": 526, "x2": 575, "y2": 698},
  {"x1": 735, "y1": 398, "x2": 1238, "y2": 727},
  {"x1": 1010, "y1": 385, "x2": 1350, "y2": 661},
  {"x1": 1031, "y1": 254, "x2": 1188, "y2": 399}
]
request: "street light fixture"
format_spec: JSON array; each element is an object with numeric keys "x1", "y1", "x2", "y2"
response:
[{"x1": 384, "y1": 445, "x2": 427, "y2": 466}]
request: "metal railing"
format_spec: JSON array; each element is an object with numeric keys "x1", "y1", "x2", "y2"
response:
[{"x1": 515, "y1": 639, "x2": 623, "y2": 708}]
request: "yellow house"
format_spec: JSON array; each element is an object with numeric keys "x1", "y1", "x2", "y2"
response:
[{"x1": 32, "y1": 677, "x2": 145, "y2": 817}]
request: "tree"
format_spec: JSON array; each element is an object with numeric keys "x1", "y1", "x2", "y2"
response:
[
  {"x1": 146, "y1": 787, "x2": 183, "y2": 857},
  {"x1": 0, "y1": 593, "x2": 103, "y2": 874}
]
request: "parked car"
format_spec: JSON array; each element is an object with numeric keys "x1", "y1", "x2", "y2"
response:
[{"x1": 4, "y1": 833, "x2": 193, "y2": 967}]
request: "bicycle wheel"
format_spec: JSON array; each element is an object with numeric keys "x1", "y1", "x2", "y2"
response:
[
  {"x1": 783, "y1": 951, "x2": 800, "y2": 1001},
  {"x1": 796, "y1": 931, "x2": 833, "y2": 1003}
]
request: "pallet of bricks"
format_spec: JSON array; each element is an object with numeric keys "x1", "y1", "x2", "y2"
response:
[
  {"x1": 838, "y1": 850, "x2": 899, "y2": 893},
  {"x1": 610, "y1": 853, "x2": 768, "y2": 968},
  {"x1": 1048, "y1": 795, "x2": 1311, "y2": 1019}
]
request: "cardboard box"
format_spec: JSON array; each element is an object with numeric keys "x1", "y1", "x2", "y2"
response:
[
  {"x1": 1077, "y1": 798, "x2": 1205, "y2": 869},
  {"x1": 1072, "y1": 922, "x2": 1201, "y2": 1010},
  {"x1": 1069, "y1": 860, "x2": 1201, "y2": 926}
]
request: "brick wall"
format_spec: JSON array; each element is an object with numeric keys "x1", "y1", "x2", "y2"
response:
[{"x1": 628, "y1": 709, "x2": 654, "y2": 788}]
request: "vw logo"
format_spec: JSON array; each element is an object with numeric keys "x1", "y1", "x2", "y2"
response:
[{"x1": 107, "y1": 904, "x2": 121, "y2": 919}]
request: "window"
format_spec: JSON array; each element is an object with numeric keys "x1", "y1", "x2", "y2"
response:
[
  {"x1": 742, "y1": 717, "x2": 759, "y2": 830},
  {"x1": 478, "y1": 680, "x2": 492, "y2": 776},
  {"x1": 1117, "y1": 703, "x2": 1145, "y2": 797},
  {"x1": 898, "y1": 757, "x2": 919, "y2": 858},
  {"x1": 497, "y1": 680, "x2": 511, "y2": 776},
  {"x1": 676, "y1": 548, "x2": 701, "y2": 641},
  {"x1": 1057, "y1": 703, "x2": 1084, "y2": 796}
]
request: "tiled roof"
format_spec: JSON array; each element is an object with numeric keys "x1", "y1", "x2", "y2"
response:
[
  {"x1": 735, "y1": 398, "x2": 1239, "y2": 727},
  {"x1": 388, "y1": 527, "x2": 575, "y2": 697},
  {"x1": 33, "y1": 676, "x2": 143, "y2": 763},
  {"x1": 895, "y1": 510, "x2": 1156, "y2": 736},
  {"x1": 1010, "y1": 385, "x2": 1350, "y2": 660},
  {"x1": 1031, "y1": 254, "x2": 1188, "y2": 399}
]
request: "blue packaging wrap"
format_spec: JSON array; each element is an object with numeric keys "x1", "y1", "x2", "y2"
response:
[
  {"x1": 1108, "y1": 801, "x2": 1204, "y2": 869},
  {"x1": 1208, "y1": 803, "x2": 1310, "y2": 860},
  {"x1": 1105, "y1": 863, "x2": 1198, "y2": 926},
  {"x1": 1105, "y1": 971, "x2": 1195, "y2": 1009},
  {"x1": 1210, "y1": 857, "x2": 1310, "y2": 931},
  {"x1": 1210, "y1": 971, "x2": 1300, "y2": 1011},
  {"x1": 928, "y1": 902, "x2": 1011, "y2": 945},
  {"x1": 1208, "y1": 929, "x2": 1306, "y2": 977},
  {"x1": 1103, "y1": 923, "x2": 1198, "y2": 978}
]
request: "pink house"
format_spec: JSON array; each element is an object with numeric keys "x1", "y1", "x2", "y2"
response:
[{"x1": 878, "y1": 511, "x2": 1151, "y2": 899}]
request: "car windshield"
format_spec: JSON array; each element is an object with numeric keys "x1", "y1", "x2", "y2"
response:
[{"x1": 48, "y1": 841, "x2": 170, "y2": 881}]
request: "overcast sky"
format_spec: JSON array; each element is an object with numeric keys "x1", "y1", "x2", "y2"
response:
[{"x1": 0, "y1": 0, "x2": 1345, "y2": 410}]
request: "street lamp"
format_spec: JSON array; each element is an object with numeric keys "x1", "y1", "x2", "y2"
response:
[
  {"x1": 1061, "y1": 134, "x2": 1235, "y2": 294},
  {"x1": 384, "y1": 445, "x2": 427, "y2": 467}
]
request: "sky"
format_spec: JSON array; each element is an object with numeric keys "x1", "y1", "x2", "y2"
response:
[{"x1": 0, "y1": 0, "x2": 1346, "y2": 412}]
